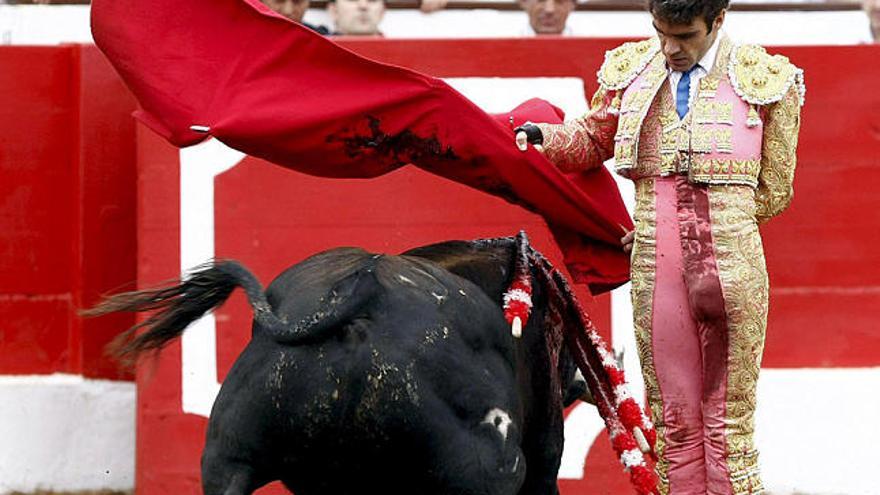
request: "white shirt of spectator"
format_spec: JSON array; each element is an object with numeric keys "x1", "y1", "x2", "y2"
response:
[{"x1": 667, "y1": 30, "x2": 722, "y2": 109}]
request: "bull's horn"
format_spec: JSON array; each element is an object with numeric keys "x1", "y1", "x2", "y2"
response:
[
  {"x1": 633, "y1": 427, "x2": 650, "y2": 453},
  {"x1": 512, "y1": 316, "x2": 523, "y2": 338}
]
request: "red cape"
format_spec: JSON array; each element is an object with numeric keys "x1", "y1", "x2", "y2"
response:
[{"x1": 90, "y1": 0, "x2": 633, "y2": 293}]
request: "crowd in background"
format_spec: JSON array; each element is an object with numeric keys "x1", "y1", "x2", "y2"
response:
[
  {"x1": 265, "y1": 0, "x2": 879, "y2": 40},
  {"x1": 0, "y1": 0, "x2": 877, "y2": 41},
  {"x1": 232, "y1": 0, "x2": 872, "y2": 42},
  {"x1": 259, "y1": 0, "x2": 581, "y2": 37}
]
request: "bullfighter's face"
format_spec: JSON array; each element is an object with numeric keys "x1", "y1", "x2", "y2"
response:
[{"x1": 652, "y1": 10, "x2": 726, "y2": 73}]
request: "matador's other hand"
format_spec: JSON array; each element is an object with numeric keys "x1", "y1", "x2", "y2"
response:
[{"x1": 621, "y1": 229, "x2": 635, "y2": 253}]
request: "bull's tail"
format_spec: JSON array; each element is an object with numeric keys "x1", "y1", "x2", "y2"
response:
[{"x1": 84, "y1": 260, "x2": 284, "y2": 364}]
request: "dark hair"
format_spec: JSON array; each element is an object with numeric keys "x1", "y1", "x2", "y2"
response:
[{"x1": 647, "y1": 0, "x2": 729, "y2": 34}]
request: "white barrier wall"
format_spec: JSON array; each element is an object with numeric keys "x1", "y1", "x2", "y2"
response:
[{"x1": 0, "y1": 375, "x2": 135, "y2": 494}]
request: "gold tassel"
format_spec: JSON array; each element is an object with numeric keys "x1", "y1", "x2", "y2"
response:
[{"x1": 747, "y1": 105, "x2": 761, "y2": 128}]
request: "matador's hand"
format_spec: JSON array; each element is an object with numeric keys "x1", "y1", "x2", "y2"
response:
[
  {"x1": 514, "y1": 124, "x2": 544, "y2": 153},
  {"x1": 621, "y1": 229, "x2": 635, "y2": 254}
]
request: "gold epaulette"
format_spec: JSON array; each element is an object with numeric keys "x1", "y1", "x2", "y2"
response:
[
  {"x1": 597, "y1": 38, "x2": 661, "y2": 91},
  {"x1": 728, "y1": 44, "x2": 806, "y2": 107}
]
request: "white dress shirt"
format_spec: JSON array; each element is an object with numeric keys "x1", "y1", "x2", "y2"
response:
[{"x1": 667, "y1": 32, "x2": 723, "y2": 110}]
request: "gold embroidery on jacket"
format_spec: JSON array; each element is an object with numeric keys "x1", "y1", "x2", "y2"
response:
[
  {"x1": 691, "y1": 125, "x2": 714, "y2": 153},
  {"x1": 715, "y1": 128, "x2": 734, "y2": 153},
  {"x1": 690, "y1": 158, "x2": 761, "y2": 186},
  {"x1": 534, "y1": 86, "x2": 619, "y2": 173},
  {"x1": 621, "y1": 89, "x2": 654, "y2": 115},
  {"x1": 698, "y1": 77, "x2": 720, "y2": 98},
  {"x1": 617, "y1": 114, "x2": 641, "y2": 139},
  {"x1": 596, "y1": 35, "x2": 801, "y2": 192},
  {"x1": 614, "y1": 57, "x2": 669, "y2": 172},
  {"x1": 716, "y1": 102, "x2": 734, "y2": 125},
  {"x1": 657, "y1": 84, "x2": 686, "y2": 176},
  {"x1": 598, "y1": 38, "x2": 661, "y2": 90},
  {"x1": 729, "y1": 44, "x2": 806, "y2": 107},
  {"x1": 660, "y1": 129, "x2": 680, "y2": 155},
  {"x1": 616, "y1": 139, "x2": 635, "y2": 166},
  {"x1": 694, "y1": 101, "x2": 735, "y2": 125},
  {"x1": 755, "y1": 85, "x2": 800, "y2": 223}
]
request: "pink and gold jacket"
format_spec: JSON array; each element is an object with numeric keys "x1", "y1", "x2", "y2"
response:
[{"x1": 536, "y1": 35, "x2": 805, "y2": 223}]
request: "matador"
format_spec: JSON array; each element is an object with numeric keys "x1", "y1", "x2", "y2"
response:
[{"x1": 516, "y1": 1, "x2": 804, "y2": 493}]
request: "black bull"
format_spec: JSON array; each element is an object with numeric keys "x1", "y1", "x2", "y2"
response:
[{"x1": 89, "y1": 234, "x2": 605, "y2": 495}]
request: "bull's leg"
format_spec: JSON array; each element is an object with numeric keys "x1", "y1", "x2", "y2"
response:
[
  {"x1": 201, "y1": 452, "x2": 261, "y2": 495},
  {"x1": 199, "y1": 343, "x2": 281, "y2": 495},
  {"x1": 514, "y1": 386, "x2": 564, "y2": 495},
  {"x1": 518, "y1": 426, "x2": 562, "y2": 495}
]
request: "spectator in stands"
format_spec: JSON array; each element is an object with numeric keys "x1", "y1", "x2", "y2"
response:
[
  {"x1": 419, "y1": 0, "x2": 448, "y2": 12},
  {"x1": 865, "y1": 0, "x2": 880, "y2": 41},
  {"x1": 328, "y1": 0, "x2": 386, "y2": 36},
  {"x1": 518, "y1": 0, "x2": 576, "y2": 36},
  {"x1": 261, "y1": 0, "x2": 330, "y2": 34}
]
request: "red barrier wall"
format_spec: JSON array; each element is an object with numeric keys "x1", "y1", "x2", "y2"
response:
[{"x1": 0, "y1": 45, "x2": 137, "y2": 379}]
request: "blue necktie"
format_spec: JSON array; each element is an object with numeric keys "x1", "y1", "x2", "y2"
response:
[{"x1": 676, "y1": 67, "x2": 696, "y2": 119}]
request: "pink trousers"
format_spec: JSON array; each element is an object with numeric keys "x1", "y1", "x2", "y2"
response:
[{"x1": 633, "y1": 176, "x2": 766, "y2": 495}]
